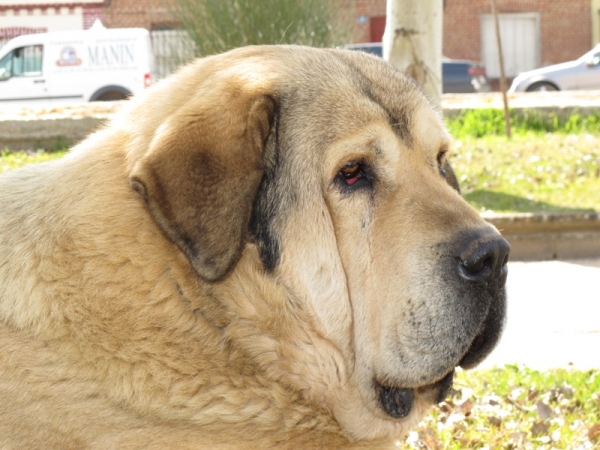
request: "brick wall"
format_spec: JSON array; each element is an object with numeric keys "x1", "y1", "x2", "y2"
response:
[
  {"x1": 102, "y1": 0, "x2": 174, "y2": 30},
  {"x1": 538, "y1": 0, "x2": 592, "y2": 65},
  {"x1": 83, "y1": 6, "x2": 103, "y2": 29},
  {"x1": 345, "y1": 0, "x2": 387, "y2": 43},
  {"x1": 444, "y1": 0, "x2": 592, "y2": 65}
]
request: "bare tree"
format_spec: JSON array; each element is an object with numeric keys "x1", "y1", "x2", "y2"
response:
[
  {"x1": 491, "y1": 0, "x2": 511, "y2": 138},
  {"x1": 383, "y1": 0, "x2": 443, "y2": 108}
]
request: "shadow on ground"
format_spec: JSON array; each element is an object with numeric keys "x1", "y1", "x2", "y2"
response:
[{"x1": 464, "y1": 190, "x2": 597, "y2": 214}]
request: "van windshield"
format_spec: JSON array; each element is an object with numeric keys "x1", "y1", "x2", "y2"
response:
[
  {"x1": 0, "y1": 45, "x2": 43, "y2": 80},
  {"x1": 0, "y1": 52, "x2": 12, "y2": 80}
]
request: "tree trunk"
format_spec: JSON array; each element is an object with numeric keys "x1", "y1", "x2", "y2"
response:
[{"x1": 383, "y1": 0, "x2": 443, "y2": 108}]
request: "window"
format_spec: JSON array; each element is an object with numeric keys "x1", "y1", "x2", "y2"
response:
[{"x1": 0, "y1": 45, "x2": 43, "y2": 80}]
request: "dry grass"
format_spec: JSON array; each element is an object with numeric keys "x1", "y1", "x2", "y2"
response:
[{"x1": 401, "y1": 366, "x2": 600, "y2": 450}]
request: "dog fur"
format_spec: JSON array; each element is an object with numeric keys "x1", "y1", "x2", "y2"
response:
[{"x1": 0, "y1": 46, "x2": 508, "y2": 449}]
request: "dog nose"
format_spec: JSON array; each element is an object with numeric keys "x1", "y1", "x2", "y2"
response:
[{"x1": 458, "y1": 236, "x2": 510, "y2": 285}]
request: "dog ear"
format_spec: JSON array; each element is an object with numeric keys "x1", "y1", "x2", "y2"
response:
[
  {"x1": 443, "y1": 160, "x2": 461, "y2": 194},
  {"x1": 130, "y1": 92, "x2": 276, "y2": 281}
]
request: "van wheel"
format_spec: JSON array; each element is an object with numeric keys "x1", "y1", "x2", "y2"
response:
[
  {"x1": 96, "y1": 91, "x2": 129, "y2": 101},
  {"x1": 89, "y1": 86, "x2": 132, "y2": 102}
]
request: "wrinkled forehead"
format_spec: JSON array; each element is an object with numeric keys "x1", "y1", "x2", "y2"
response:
[
  {"x1": 274, "y1": 50, "x2": 449, "y2": 151},
  {"x1": 411, "y1": 103, "x2": 452, "y2": 153}
]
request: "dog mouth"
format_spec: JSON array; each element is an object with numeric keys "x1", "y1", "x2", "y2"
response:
[
  {"x1": 375, "y1": 370, "x2": 455, "y2": 419},
  {"x1": 374, "y1": 270, "x2": 506, "y2": 420},
  {"x1": 375, "y1": 319, "x2": 500, "y2": 419}
]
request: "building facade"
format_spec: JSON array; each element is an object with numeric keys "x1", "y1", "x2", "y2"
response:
[
  {"x1": 0, "y1": 1, "x2": 105, "y2": 35},
  {"x1": 352, "y1": 0, "x2": 596, "y2": 78},
  {"x1": 443, "y1": 0, "x2": 593, "y2": 77},
  {"x1": 1, "y1": 0, "x2": 598, "y2": 80}
]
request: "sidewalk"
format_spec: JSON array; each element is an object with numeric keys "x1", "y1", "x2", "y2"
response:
[{"x1": 478, "y1": 259, "x2": 600, "y2": 370}]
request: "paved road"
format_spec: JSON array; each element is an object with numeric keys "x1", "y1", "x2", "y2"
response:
[{"x1": 478, "y1": 259, "x2": 600, "y2": 370}]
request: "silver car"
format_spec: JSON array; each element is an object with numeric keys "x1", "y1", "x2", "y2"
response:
[{"x1": 509, "y1": 44, "x2": 600, "y2": 92}]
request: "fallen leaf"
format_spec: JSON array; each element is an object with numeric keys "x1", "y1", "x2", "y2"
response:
[
  {"x1": 558, "y1": 386, "x2": 574, "y2": 399},
  {"x1": 589, "y1": 423, "x2": 600, "y2": 442},
  {"x1": 531, "y1": 421, "x2": 550, "y2": 437},
  {"x1": 452, "y1": 421, "x2": 467, "y2": 433},
  {"x1": 419, "y1": 428, "x2": 442, "y2": 450},
  {"x1": 527, "y1": 389, "x2": 539, "y2": 401},
  {"x1": 439, "y1": 401, "x2": 454, "y2": 413},
  {"x1": 509, "y1": 432, "x2": 526, "y2": 446},
  {"x1": 488, "y1": 415, "x2": 502, "y2": 427},
  {"x1": 459, "y1": 399, "x2": 473, "y2": 416},
  {"x1": 536, "y1": 400, "x2": 552, "y2": 420}
]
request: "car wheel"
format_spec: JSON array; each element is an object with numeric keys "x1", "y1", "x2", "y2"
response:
[{"x1": 526, "y1": 82, "x2": 559, "y2": 92}]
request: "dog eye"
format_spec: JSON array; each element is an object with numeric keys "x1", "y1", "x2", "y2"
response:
[
  {"x1": 335, "y1": 160, "x2": 374, "y2": 192},
  {"x1": 336, "y1": 161, "x2": 374, "y2": 193},
  {"x1": 340, "y1": 162, "x2": 363, "y2": 186},
  {"x1": 437, "y1": 150, "x2": 447, "y2": 177}
]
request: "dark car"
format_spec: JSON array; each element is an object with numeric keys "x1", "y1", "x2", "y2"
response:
[{"x1": 343, "y1": 42, "x2": 490, "y2": 94}]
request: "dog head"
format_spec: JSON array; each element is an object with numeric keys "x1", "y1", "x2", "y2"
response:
[{"x1": 129, "y1": 46, "x2": 508, "y2": 441}]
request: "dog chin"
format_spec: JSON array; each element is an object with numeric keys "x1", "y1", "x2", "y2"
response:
[
  {"x1": 375, "y1": 370, "x2": 454, "y2": 419},
  {"x1": 371, "y1": 296, "x2": 506, "y2": 422},
  {"x1": 333, "y1": 372, "x2": 452, "y2": 442},
  {"x1": 374, "y1": 369, "x2": 454, "y2": 420}
]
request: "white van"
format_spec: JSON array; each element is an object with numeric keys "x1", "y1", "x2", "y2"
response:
[{"x1": 0, "y1": 23, "x2": 154, "y2": 107}]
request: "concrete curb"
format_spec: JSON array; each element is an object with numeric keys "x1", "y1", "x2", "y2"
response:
[
  {"x1": 485, "y1": 212, "x2": 600, "y2": 261},
  {"x1": 443, "y1": 90, "x2": 600, "y2": 120}
]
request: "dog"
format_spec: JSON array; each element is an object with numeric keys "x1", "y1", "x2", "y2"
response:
[{"x1": 0, "y1": 46, "x2": 509, "y2": 449}]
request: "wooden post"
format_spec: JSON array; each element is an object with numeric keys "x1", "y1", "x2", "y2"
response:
[{"x1": 491, "y1": 0, "x2": 511, "y2": 138}]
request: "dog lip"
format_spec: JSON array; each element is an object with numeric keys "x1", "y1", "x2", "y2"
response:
[
  {"x1": 425, "y1": 369, "x2": 455, "y2": 404},
  {"x1": 458, "y1": 292, "x2": 506, "y2": 369},
  {"x1": 375, "y1": 369, "x2": 455, "y2": 419},
  {"x1": 375, "y1": 383, "x2": 414, "y2": 419}
]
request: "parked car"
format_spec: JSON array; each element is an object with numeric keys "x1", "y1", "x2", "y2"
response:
[
  {"x1": 343, "y1": 42, "x2": 490, "y2": 94},
  {"x1": 509, "y1": 44, "x2": 600, "y2": 92},
  {"x1": 0, "y1": 21, "x2": 154, "y2": 107}
]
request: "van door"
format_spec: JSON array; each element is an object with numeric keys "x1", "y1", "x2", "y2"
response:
[{"x1": 0, "y1": 45, "x2": 50, "y2": 106}]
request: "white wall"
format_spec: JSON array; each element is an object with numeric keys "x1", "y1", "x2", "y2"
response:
[{"x1": 593, "y1": 0, "x2": 600, "y2": 46}]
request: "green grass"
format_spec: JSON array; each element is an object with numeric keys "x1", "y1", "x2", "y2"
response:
[
  {"x1": 446, "y1": 109, "x2": 600, "y2": 139},
  {"x1": 0, "y1": 149, "x2": 66, "y2": 174},
  {"x1": 401, "y1": 366, "x2": 600, "y2": 449},
  {"x1": 449, "y1": 133, "x2": 600, "y2": 214},
  {"x1": 443, "y1": 108, "x2": 600, "y2": 213}
]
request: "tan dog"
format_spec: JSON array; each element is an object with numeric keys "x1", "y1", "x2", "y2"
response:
[{"x1": 0, "y1": 46, "x2": 509, "y2": 449}]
